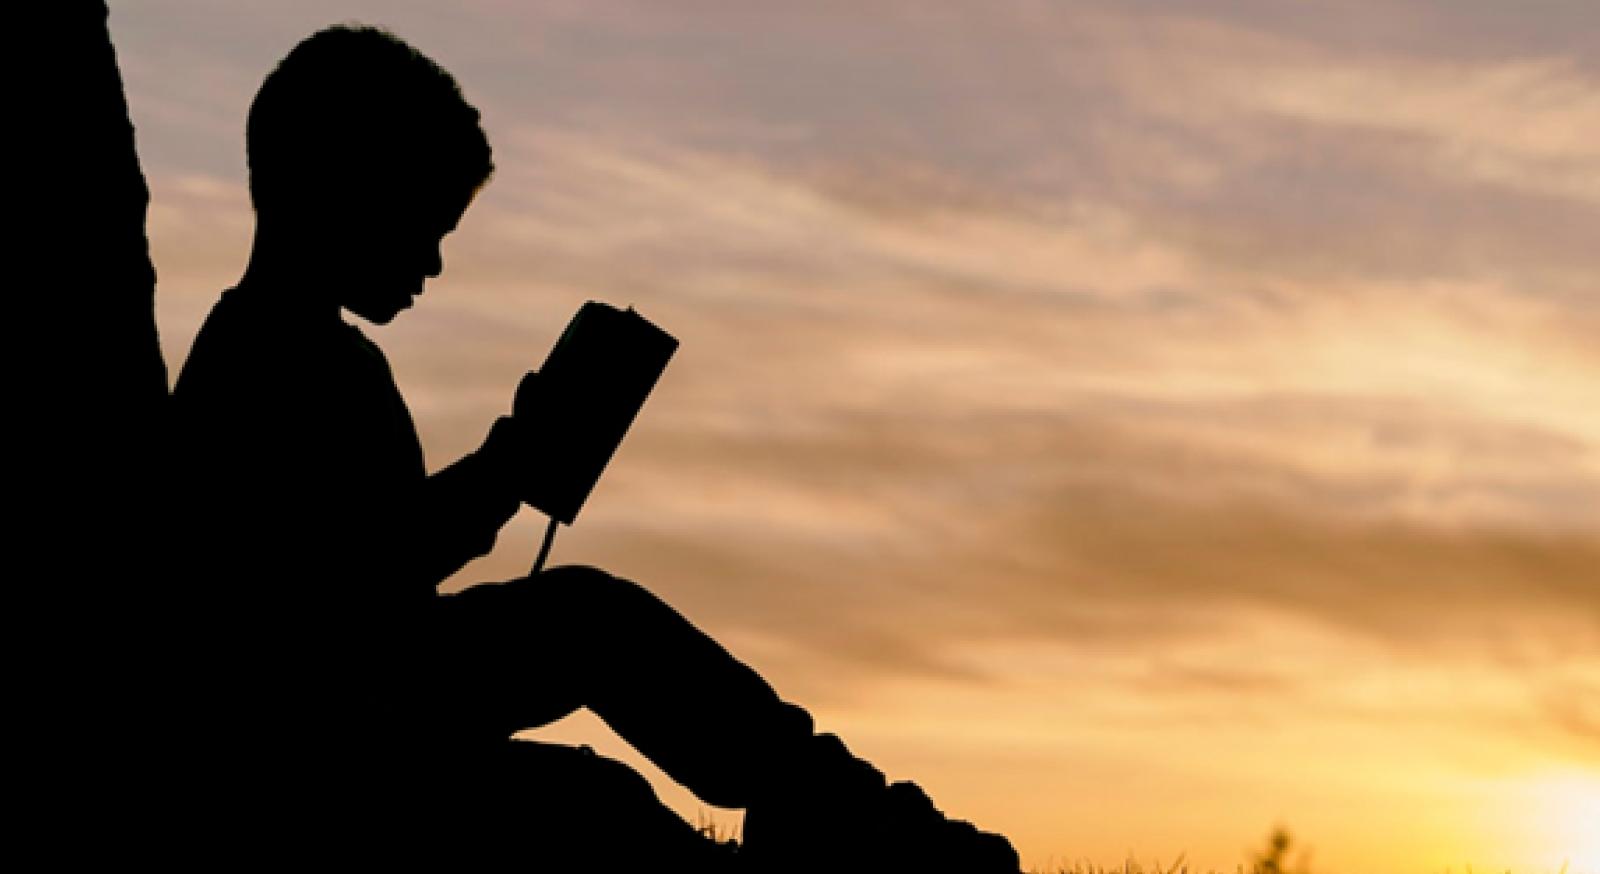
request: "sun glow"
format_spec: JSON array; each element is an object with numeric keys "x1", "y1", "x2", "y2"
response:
[{"x1": 1516, "y1": 772, "x2": 1600, "y2": 874}]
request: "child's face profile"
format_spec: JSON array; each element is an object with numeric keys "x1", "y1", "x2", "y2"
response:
[{"x1": 330, "y1": 185, "x2": 475, "y2": 326}]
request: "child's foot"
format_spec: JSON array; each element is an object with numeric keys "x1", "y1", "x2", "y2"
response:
[{"x1": 740, "y1": 733, "x2": 1020, "y2": 873}]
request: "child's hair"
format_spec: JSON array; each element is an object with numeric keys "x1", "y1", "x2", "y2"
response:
[{"x1": 246, "y1": 24, "x2": 493, "y2": 215}]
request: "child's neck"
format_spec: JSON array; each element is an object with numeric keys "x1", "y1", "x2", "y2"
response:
[{"x1": 235, "y1": 222, "x2": 343, "y2": 321}]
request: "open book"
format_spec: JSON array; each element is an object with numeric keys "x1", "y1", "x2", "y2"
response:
[{"x1": 516, "y1": 301, "x2": 678, "y2": 524}]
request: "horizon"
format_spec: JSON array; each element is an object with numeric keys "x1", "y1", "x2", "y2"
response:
[{"x1": 110, "y1": 2, "x2": 1598, "y2": 870}]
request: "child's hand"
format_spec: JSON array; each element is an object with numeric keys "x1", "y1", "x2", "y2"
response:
[
  {"x1": 479, "y1": 414, "x2": 524, "y2": 463},
  {"x1": 484, "y1": 370, "x2": 558, "y2": 510},
  {"x1": 475, "y1": 414, "x2": 543, "y2": 511},
  {"x1": 512, "y1": 369, "x2": 544, "y2": 421}
]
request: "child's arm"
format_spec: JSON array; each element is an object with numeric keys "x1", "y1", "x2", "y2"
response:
[
  {"x1": 347, "y1": 383, "x2": 556, "y2": 592},
  {"x1": 407, "y1": 417, "x2": 525, "y2": 583}
]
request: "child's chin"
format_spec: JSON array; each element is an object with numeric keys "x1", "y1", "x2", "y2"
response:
[
  {"x1": 345, "y1": 301, "x2": 406, "y2": 325},
  {"x1": 349, "y1": 289, "x2": 420, "y2": 322}
]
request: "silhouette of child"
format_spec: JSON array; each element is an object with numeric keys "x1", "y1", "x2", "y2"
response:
[{"x1": 169, "y1": 24, "x2": 1018, "y2": 872}]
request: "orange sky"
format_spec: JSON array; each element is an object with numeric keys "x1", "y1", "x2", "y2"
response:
[{"x1": 111, "y1": 2, "x2": 1598, "y2": 870}]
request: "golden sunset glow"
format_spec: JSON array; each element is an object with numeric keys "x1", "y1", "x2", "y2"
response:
[
  {"x1": 1516, "y1": 772, "x2": 1600, "y2": 872},
  {"x1": 113, "y1": 2, "x2": 1598, "y2": 871}
]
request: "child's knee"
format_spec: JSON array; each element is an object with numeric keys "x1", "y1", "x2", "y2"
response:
[
  {"x1": 531, "y1": 564, "x2": 663, "y2": 626},
  {"x1": 534, "y1": 563, "x2": 613, "y2": 589}
]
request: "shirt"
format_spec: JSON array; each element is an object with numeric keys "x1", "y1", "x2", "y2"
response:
[{"x1": 169, "y1": 283, "x2": 520, "y2": 745}]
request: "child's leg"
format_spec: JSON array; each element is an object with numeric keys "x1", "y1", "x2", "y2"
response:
[
  {"x1": 441, "y1": 739, "x2": 739, "y2": 872},
  {"x1": 430, "y1": 563, "x2": 816, "y2": 808},
  {"x1": 428, "y1": 564, "x2": 1020, "y2": 872}
]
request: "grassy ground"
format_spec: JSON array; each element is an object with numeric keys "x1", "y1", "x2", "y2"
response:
[
  {"x1": 1026, "y1": 827, "x2": 1543, "y2": 874},
  {"x1": 1026, "y1": 827, "x2": 1306, "y2": 874},
  {"x1": 699, "y1": 819, "x2": 1542, "y2": 874},
  {"x1": 694, "y1": 819, "x2": 1326, "y2": 874}
]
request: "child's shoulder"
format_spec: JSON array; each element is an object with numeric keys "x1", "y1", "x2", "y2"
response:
[{"x1": 175, "y1": 286, "x2": 353, "y2": 404}]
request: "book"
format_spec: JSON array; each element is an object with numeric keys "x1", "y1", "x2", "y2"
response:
[{"x1": 516, "y1": 301, "x2": 678, "y2": 524}]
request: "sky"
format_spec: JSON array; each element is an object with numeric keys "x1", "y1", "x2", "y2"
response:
[{"x1": 108, "y1": 1, "x2": 1598, "y2": 870}]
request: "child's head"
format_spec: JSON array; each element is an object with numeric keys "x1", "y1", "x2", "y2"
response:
[{"x1": 246, "y1": 25, "x2": 493, "y2": 323}]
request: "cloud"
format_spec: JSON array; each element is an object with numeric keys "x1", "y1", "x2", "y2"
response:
[
  {"x1": 1543, "y1": 681, "x2": 1600, "y2": 749},
  {"x1": 1215, "y1": 56, "x2": 1600, "y2": 205}
]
